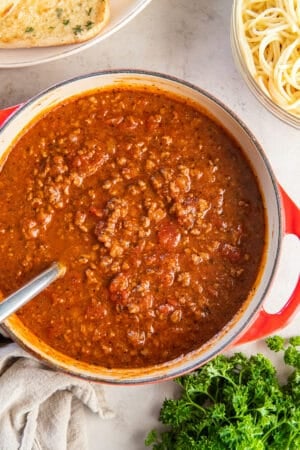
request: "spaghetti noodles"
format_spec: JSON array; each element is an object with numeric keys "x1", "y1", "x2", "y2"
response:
[{"x1": 236, "y1": 0, "x2": 300, "y2": 118}]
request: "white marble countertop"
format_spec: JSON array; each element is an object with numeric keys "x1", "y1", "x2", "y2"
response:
[{"x1": 0, "y1": 1, "x2": 299, "y2": 449}]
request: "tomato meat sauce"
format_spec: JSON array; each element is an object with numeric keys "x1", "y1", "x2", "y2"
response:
[{"x1": 0, "y1": 88, "x2": 265, "y2": 368}]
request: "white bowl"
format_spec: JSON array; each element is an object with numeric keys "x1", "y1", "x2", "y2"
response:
[
  {"x1": 231, "y1": 0, "x2": 300, "y2": 129},
  {"x1": 0, "y1": 0, "x2": 152, "y2": 68}
]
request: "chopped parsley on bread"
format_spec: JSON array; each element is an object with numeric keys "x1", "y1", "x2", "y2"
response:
[{"x1": 0, "y1": 0, "x2": 110, "y2": 48}]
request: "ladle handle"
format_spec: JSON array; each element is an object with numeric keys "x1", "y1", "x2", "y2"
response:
[{"x1": 0, "y1": 263, "x2": 65, "y2": 323}]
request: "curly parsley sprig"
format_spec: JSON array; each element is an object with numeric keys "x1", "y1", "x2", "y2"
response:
[{"x1": 145, "y1": 336, "x2": 300, "y2": 450}]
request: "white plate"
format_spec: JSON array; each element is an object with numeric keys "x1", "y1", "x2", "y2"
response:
[{"x1": 0, "y1": 0, "x2": 152, "y2": 68}]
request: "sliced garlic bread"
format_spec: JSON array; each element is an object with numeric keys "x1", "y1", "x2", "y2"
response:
[{"x1": 0, "y1": 0, "x2": 110, "y2": 48}]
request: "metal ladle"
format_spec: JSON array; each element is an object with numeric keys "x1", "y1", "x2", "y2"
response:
[{"x1": 0, "y1": 262, "x2": 66, "y2": 323}]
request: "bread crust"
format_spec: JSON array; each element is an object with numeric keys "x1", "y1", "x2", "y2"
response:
[
  {"x1": 0, "y1": 1, "x2": 21, "y2": 18},
  {"x1": 0, "y1": 0, "x2": 110, "y2": 48}
]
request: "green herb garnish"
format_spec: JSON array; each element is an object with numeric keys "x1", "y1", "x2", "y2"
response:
[
  {"x1": 86, "y1": 7, "x2": 93, "y2": 16},
  {"x1": 56, "y1": 8, "x2": 63, "y2": 18},
  {"x1": 63, "y1": 19, "x2": 70, "y2": 26},
  {"x1": 73, "y1": 25, "x2": 83, "y2": 36},
  {"x1": 146, "y1": 336, "x2": 300, "y2": 449},
  {"x1": 85, "y1": 21, "x2": 94, "y2": 30},
  {"x1": 265, "y1": 335, "x2": 285, "y2": 352},
  {"x1": 25, "y1": 27, "x2": 34, "y2": 33}
]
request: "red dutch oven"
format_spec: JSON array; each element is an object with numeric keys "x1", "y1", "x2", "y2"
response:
[{"x1": 0, "y1": 71, "x2": 299, "y2": 384}]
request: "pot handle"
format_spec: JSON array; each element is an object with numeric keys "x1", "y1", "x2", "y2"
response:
[
  {"x1": 235, "y1": 186, "x2": 300, "y2": 345},
  {"x1": 0, "y1": 104, "x2": 21, "y2": 126}
]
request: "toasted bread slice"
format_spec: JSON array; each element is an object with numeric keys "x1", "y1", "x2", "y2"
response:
[{"x1": 0, "y1": 0, "x2": 110, "y2": 48}]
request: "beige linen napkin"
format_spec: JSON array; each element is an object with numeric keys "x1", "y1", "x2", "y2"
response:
[{"x1": 0, "y1": 342, "x2": 114, "y2": 450}]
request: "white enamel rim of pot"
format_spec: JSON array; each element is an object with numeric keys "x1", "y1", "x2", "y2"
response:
[{"x1": 0, "y1": 70, "x2": 282, "y2": 384}]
